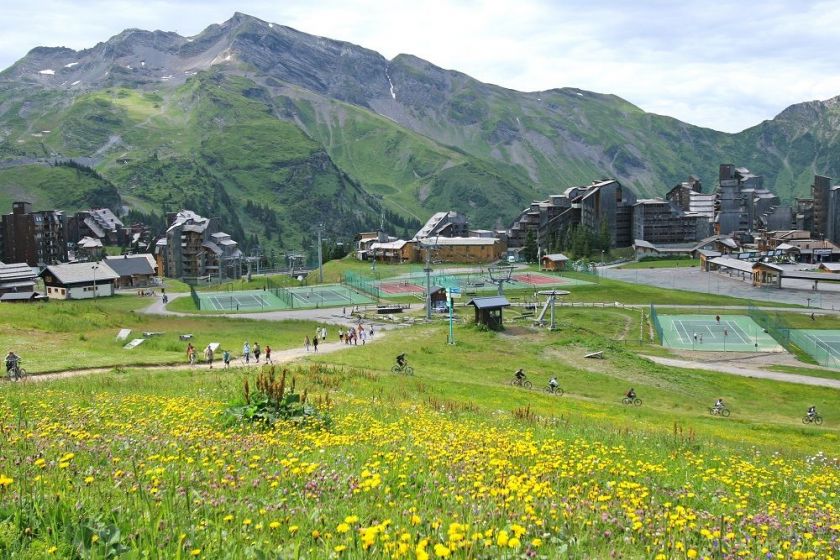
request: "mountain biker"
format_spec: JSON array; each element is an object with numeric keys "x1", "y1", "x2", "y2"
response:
[
  {"x1": 5, "y1": 351, "x2": 21, "y2": 376},
  {"x1": 626, "y1": 388, "x2": 636, "y2": 399},
  {"x1": 515, "y1": 368, "x2": 526, "y2": 382},
  {"x1": 714, "y1": 398, "x2": 725, "y2": 411},
  {"x1": 807, "y1": 405, "x2": 817, "y2": 418},
  {"x1": 549, "y1": 376, "x2": 559, "y2": 390},
  {"x1": 396, "y1": 353, "x2": 407, "y2": 369}
]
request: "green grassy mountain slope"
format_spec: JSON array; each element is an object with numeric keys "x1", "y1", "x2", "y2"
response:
[{"x1": 1, "y1": 12, "x2": 839, "y2": 247}]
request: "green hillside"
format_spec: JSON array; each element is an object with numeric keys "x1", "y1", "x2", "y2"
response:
[
  {"x1": 2, "y1": 12, "x2": 840, "y2": 250},
  {"x1": 0, "y1": 163, "x2": 120, "y2": 212}
]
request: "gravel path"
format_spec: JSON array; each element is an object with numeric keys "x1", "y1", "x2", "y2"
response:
[
  {"x1": 643, "y1": 355, "x2": 840, "y2": 389},
  {"x1": 17, "y1": 336, "x2": 381, "y2": 384}
]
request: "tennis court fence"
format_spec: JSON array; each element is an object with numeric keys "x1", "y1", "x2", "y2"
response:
[
  {"x1": 747, "y1": 304, "x2": 791, "y2": 346},
  {"x1": 190, "y1": 285, "x2": 202, "y2": 310},
  {"x1": 650, "y1": 304, "x2": 664, "y2": 343},
  {"x1": 789, "y1": 330, "x2": 840, "y2": 368},
  {"x1": 343, "y1": 272, "x2": 381, "y2": 299}
]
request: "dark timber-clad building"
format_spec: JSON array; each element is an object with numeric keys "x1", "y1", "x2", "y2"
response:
[
  {"x1": 1, "y1": 202, "x2": 67, "y2": 267},
  {"x1": 507, "y1": 180, "x2": 637, "y2": 250}
]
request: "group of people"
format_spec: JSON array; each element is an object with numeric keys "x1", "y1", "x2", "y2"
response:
[
  {"x1": 184, "y1": 341, "x2": 274, "y2": 369},
  {"x1": 340, "y1": 323, "x2": 373, "y2": 346},
  {"x1": 241, "y1": 341, "x2": 272, "y2": 365},
  {"x1": 304, "y1": 327, "x2": 328, "y2": 353}
]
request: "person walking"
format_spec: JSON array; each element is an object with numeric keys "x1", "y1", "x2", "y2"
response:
[
  {"x1": 265, "y1": 344, "x2": 272, "y2": 364},
  {"x1": 186, "y1": 343, "x2": 196, "y2": 365},
  {"x1": 321, "y1": 327, "x2": 327, "y2": 342},
  {"x1": 204, "y1": 344, "x2": 214, "y2": 369},
  {"x1": 313, "y1": 336, "x2": 319, "y2": 353},
  {"x1": 360, "y1": 328, "x2": 367, "y2": 345},
  {"x1": 242, "y1": 341, "x2": 251, "y2": 364},
  {"x1": 223, "y1": 349, "x2": 231, "y2": 369},
  {"x1": 339, "y1": 329, "x2": 344, "y2": 344},
  {"x1": 369, "y1": 325, "x2": 374, "y2": 338},
  {"x1": 253, "y1": 342, "x2": 261, "y2": 363},
  {"x1": 304, "y1": 336, "x2": 311, "y2": 352}
]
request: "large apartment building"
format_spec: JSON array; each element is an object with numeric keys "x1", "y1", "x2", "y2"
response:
[
  {"x1": 507, "y1": 180, "x2": 637, "y2": 250},
  {"x1": 67, "y1": 208, "x2": 127, "y2": 246},
  {"x1": 632, "y1": 199, "x2": 712, "y2": 244},
  {"x1": 0, "y1": 202, "x2": 67, "y2": 266},
  {"x1": 154, "y1": 210, "x2": 242, "y2": 280},
  {"x1": 811, "y1": 175, "x2": 840, "y2": 245}
]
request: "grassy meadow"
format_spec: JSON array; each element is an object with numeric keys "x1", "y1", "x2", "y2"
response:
[
  {"x1": 0, "y1": 296, "x2": 325, "y2": 373},
  {"x1": 0, "y1": 316, "x2": 838, "y2": 559}
]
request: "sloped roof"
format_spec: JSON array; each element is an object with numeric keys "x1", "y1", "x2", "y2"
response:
[
  {"x1": 78, "y1": 236, "x2": 103, "y2": 249},
  {"x1": 709, "y1": 257, "x2": 754, "y2": 274},
  {"x1": 542, "y1": 253, "x2": 569, "y2": 261},
  {"x1": 41, "y1": 262, "x2": 120, "y2": 284},
  {"x1": 467, "y1": 296, "x2": 511, "y2": 309},
  {"x1": 103, "y1": 255, "x2": 155, "y2": 277},
  {"x1": 0, "y1": 263, "x2": 36, "y2": 283},
  {"x1": 419, "y1": 237, "x2": 497, "y2": 246}
]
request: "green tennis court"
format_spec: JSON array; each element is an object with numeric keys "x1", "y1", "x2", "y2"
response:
[
  {"x1": 656, "y1": 314, "x2": 785, "y2": 352},
  {"x1": 197, "y1": 284, "x2": 372, "y2": 311},
  {"x1": 286, "y1": 284, "x2": 372, "y2": 307},
  {"x1": 788, "y1": 329, "x2": 840, "y2": 368},
  {"x1": 198, "y1": 290, "x2": 286, "y2": 311}
]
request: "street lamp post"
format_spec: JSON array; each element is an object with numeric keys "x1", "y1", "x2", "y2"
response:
[{"x1": 91, "y1": 264, "x2": 99, "y2": 299}]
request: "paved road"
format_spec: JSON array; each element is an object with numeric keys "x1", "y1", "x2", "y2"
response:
[
  {"x1": 602, "y1": 266, "x2": 840, "y2": 310},
  {"x1": 643, "y1": 355, "x2": 840, "y2": 389}
]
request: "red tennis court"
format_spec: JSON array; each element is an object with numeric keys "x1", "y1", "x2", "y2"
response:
[
  {"x1": 379, "y1": 281, "x2": 425, "y2": 294},
  {"x1": 513, "y1": 273, "x2": 564, "y2": 285}
]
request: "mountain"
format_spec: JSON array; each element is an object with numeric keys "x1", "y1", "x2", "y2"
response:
[{"x1": 1, "y1": 12, "x2": 838, "y2": 253}]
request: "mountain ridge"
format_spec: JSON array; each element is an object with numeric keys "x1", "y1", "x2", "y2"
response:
[{"x1": 2, "y1": 12, "x2": 839, "y2": 254}]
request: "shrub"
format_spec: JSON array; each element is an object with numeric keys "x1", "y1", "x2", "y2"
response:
[{"x1": 223, "y1": 366, "x2": 328, "y2": 428}]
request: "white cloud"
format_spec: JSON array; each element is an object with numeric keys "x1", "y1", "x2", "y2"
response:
[{"x1": 2, "y1": 0, "x2": 839, "y2": 132}]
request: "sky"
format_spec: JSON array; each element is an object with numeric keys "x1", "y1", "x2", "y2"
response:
[{"x1": 2, "y1": 0, "x2": 840, "y2": 133}]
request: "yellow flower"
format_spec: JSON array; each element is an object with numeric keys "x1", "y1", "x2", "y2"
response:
[
  {"x1": 34, "y1": 458, "x2": 46, "y2": 468},
  {"x1": 289, "y1": 525, "x2": 299, "y2": 534},
  {"x1": 269, "y1": 521, "x2": 281, "y2": 529},
  {"x1": 337, "y1": 523, "x2": 350, "y2": 533},
  {"x1": 84, "y1": 476, "x2": 94, "y2": 484},
  {"x1": 334, "y1": 545, "x2": 347, "y2": 553},
  {"x1": 242, "y1": 519, "x2": 252, "y2": 526},
  {"x1": 344, "y1": 515, "x2": 359, "y2": 524},
  {"x1": 190, "y1": 549, "x2": 201, "y2": 556},
  {"x1": 411, "y1": 514, "x2": 422, "y2": 526},
  {"x1": 223, "y1": 514, "x2": 234, "y2": 523},
  {"x1": 311, "y1": 529, "x2": 321, "y2": 539},
  {"x1": 496, "y1": 530, "x2": 509, "y2": 547},
  {"x1": 531, "y1": 538, "x2": 543, "y2": 547},
  {"x1": 508, "y1": 537, "x2": 521, "y2": 548},
  {"x1": 434, "y1": 543, "x2": 451, "y2": 557},
  {"x1": 0, "y1": 475, "x2": 13, "y2": 487},
  {"x1": 47, "y1": 546, "x2": 58, "y2": 554},
  {"x1": 687, "y1": 550, "x2": 698, "y2": 559}
]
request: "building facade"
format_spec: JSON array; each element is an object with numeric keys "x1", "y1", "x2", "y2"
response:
[
  {"x1": 156, "y1": 210, "x2": 242, "y2": 280},
  {"x1": 40, "y1": 262, "x2": 119, "y2": 300},
  {"x1": 1, "y1": 202, "x2": 67, "y2": 266},
  {"x1": 68, "y1": 208, "x2": 126, "y2": 246}
]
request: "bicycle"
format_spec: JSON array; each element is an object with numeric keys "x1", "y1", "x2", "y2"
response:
[
  {"x1": 622, "y1": 396, "x2": 642, "y2": 406},
  {"x1": 544, "y1": 385, "x2": 564, "y2": 396},
  {"x1": 510, "y1": 377, "x2": 532, "y2": 389},
  {"x1": 802, "y1": 414, "x2": 823, "y2": 425},
  {"x1": 709, "y1": 406, "x2": 731, "y2": 417},
  {"x1": 391, "y1": 363, "x2": 414, "y2": 375},
  {"x1": 6, "y1": 361, "x2": 27, "y2": 382}
]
